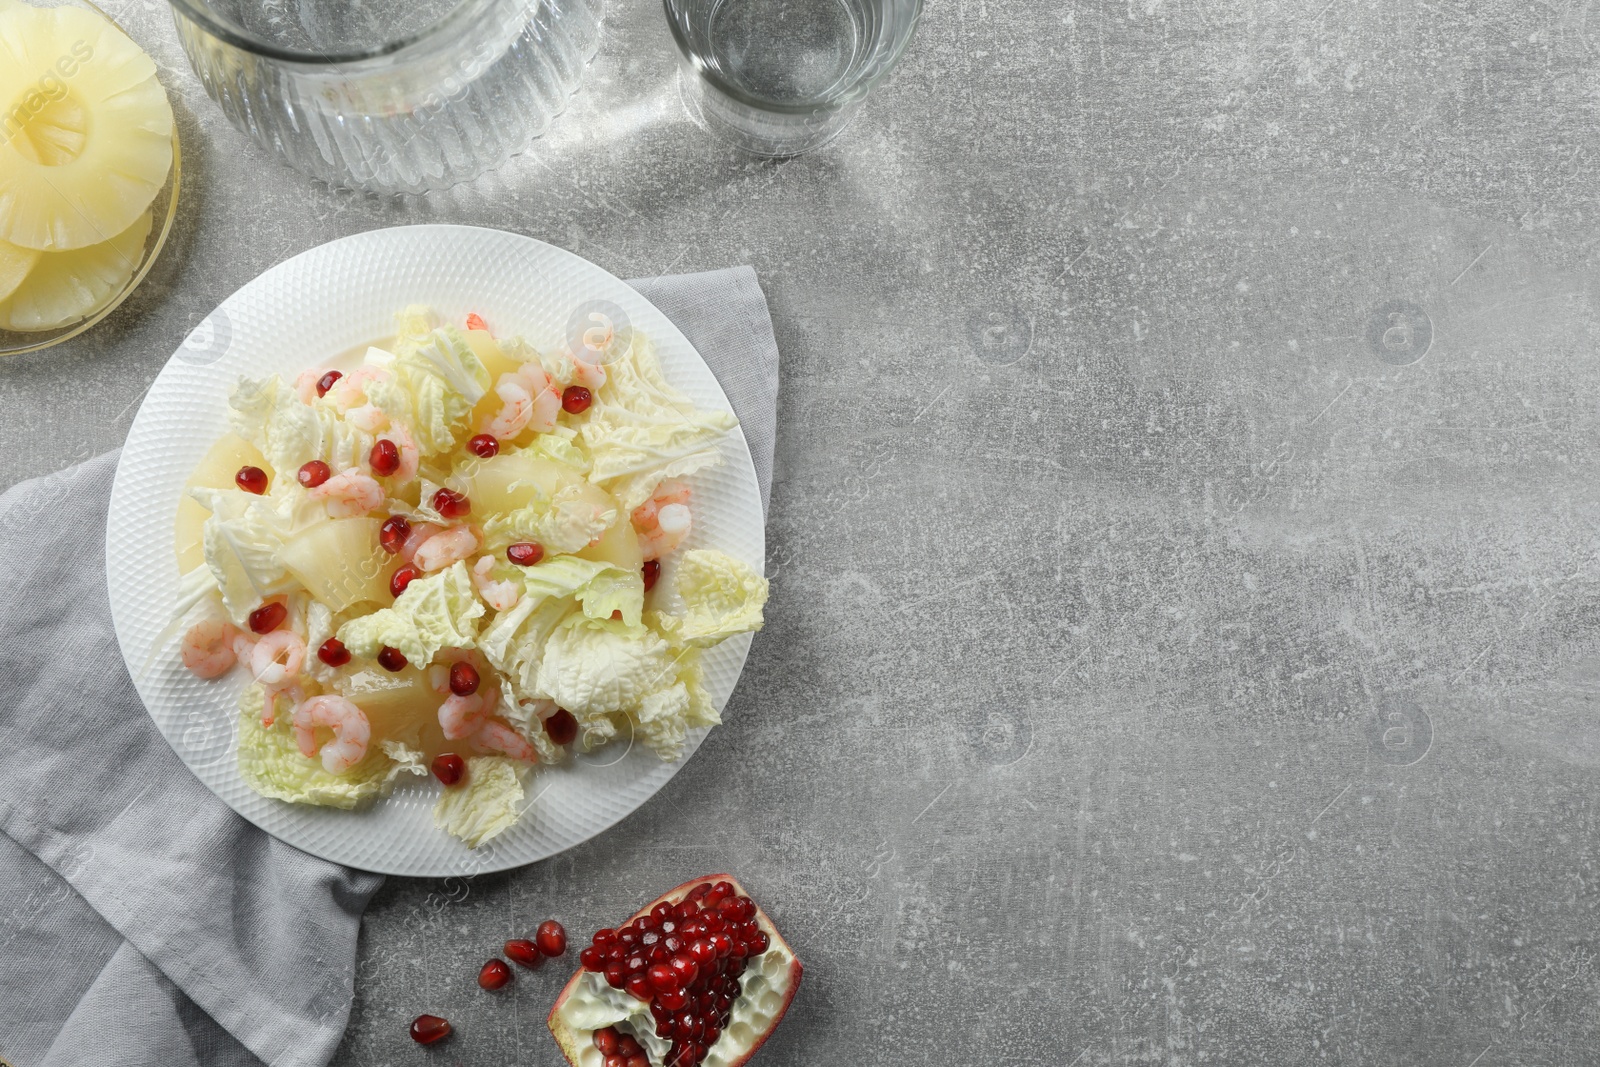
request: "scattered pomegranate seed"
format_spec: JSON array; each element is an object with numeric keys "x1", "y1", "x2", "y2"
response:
[
  {"x1": 594, "y1": 1027, "x2": 621, "y2": 1055},
  {"x1": 466, "y1": 313, "x2": 488, "y2": 333},
  {"x1": 478, "y1": 958, "x2": 512, "y2": 990},
  {"x1": 507, "y1": 541, "x2": 544, "y2": 566},
  {"x1": 537, "y1": 919, "x2": 568, "y2": 957},
  {"x1": 377, "y1": 646, "x2": 408, "y2": 672},
  {"x1": 378, "y1": 515, "x2": 411, "y2": 554},
  {"x1": 248, "y1": 601, "x2": 286, "y2": 634},
  {"x1": 467, "y1": 433, "x2": 500, "y2": 459},
  {"x1": 431, "y1": 753, "x2": 464, "y2": 786},
  {"x1": 642, "y1": 560, "x2": 661, "y2": 592},
  {"x1": 317, "y1": 638, "x2": 351, "y2": 667},
  {"x1": 390, "y1": 564, "x2": 420, "y2": 598},
  {"x1": 562, "y1": 385, "x2": 592, "y2": 414},
  {"x1": 449, "y1": 662, "x2": 480, "y2": 696},
  {"x1": 297, "y1": 460, "x2": 331, "y2": 489},
  {"x1": 409, "y1": 1014, "x2": 452, "y2": 1044},
  {"x1": 505, "y1": 939, "x2": 543, "y2": 969},
  {"x1": 611, "y1": 609, "x2": 623, "y2": 620},
  {"x1": 370, "y1": 439, "x2": 401, "y2": 477},
  {"x1": 235, "y1": 466, "x2": 268, "y2": 494},
  {"x1": 544, "y1": 708, "x2": 578, "y2": 745},
  {"x1": 316, "y1": 370, "x2": 343, "y2": 398}
]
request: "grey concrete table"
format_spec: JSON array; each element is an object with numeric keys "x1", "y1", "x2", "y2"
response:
[{"x1": 5, "y1": 0, "x2": 1600, "y2": 1063}]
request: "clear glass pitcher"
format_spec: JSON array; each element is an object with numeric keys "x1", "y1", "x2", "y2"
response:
[{"x1": 169, "y1": 0, "x2": 603, "y2": 194}]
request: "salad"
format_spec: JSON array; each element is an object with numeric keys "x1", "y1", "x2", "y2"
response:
[{"x1": 173, "y1": 306, "x2": 767, "y2": 847}]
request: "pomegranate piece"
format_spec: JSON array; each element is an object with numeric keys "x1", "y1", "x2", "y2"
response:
[
  {"x1": 506, "y1": 938, "x2": 544, "y2": 969},
  {"x1": 467, "y1": 433, "x2": 500, "y2": 459},
  {"x1": 432, "y1": 753, "x2": 465, "y2": 786},
  {"x1": 409, "y1": 1014, "x2": 452, "y2": 1044},
  {"x1": 549, "y1": 875, "x2": 802, "y2": 1067},
  {"x1": 247, "y1": 601, "x2": 286, "y2": 635},
  {"x1": 316, "y1": 370, "x2": 344, "y2": 398},
  {"x1": 507, "y1": 541, "x2": 545, "y2": 567},
  {"x1": 378, "y1": 515, "x2": 411, "y2": 554},
  {"x1": 544, "y1": 708, "x2": 578, "y2": 746},
  {"x1": 297, "y1": 460, "x2": 332, "y2": 489},
  {"x1": 537, "y1": 920, "x2": 568, "y2": 957},
  {"x1": 562, "y1": 385, "x2": 592, "y2": 414},
  {"x1": 433, "y1": 487, "x2": 471, "y2": 519},
  {"x1": 377, "y1": 646, "x2": 408, "y2": 672},
  {"x1": 642, "y1": 560, "x2": 661, "y2": 592},
  {"x1": 234, "y1": 466, "x2": 268, "y2": 495},
  {"x1": 449, "y1": 662, "x2": 481, "y2": 696},
  {"x1": 479, "y1": 958, "x2": 513, "y2": 990},
  {"x1": 369, "y1": 439, "x2": 401, "y2": 477},
  {"x1": 317, "y1": 638, "x2": 351, "y2": 668},
  {"x1": 390, "y1": 564, "x2": 421, "y2": 599}
]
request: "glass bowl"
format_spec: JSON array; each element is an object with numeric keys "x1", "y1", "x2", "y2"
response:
[{"x1": 0, "y1": 0, "x2": 182, "y2": 358}]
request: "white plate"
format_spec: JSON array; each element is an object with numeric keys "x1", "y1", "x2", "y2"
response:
[{"x1": 108, "y1": 225, "x2": 763, "y2": 877}]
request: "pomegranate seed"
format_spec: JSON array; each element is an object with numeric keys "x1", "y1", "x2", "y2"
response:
[
  {"x1": 467, "y1": 433, "x2": 500, "y2": 459},
  {"x1": 594, "y1": 1028, "x2": 622, "y2": 1055},
  {"x1": 674, "y1": 899, "x2": 697, "y2": 919},
  {"x1": 604, "y1": 1056, "x2": 628, "y2": 1067},
  {"x1": 466, "y1": 313, "x2": 489, "y2": 333},
  {"x1": 626, "y1": 1055, "x2": 650, "y2": 1067},
  {"x1": 709, "y1": 881, "x2": 734, "y2": 901},
  {"x1": 594, "y1": 928, "x2": 618, "y2": 946},
  {"x1": 749, "y1": 930, "x2": 770, "y2": 955},
  {"x1": 617, "y1": 1035, "x2": 643, "y2": 1058},
  {"x1": 507, "y1": 541, "x2": 544, "y2": 566},
  {"x1": 449, "y1": 662, "x2": 481, "y2": 696},
  {"x1": 537, "y1": 919, "x2": 568, "y2": 956},
  {"x1": 297, "y1": 460, "x2": 332, "y2": 488},
  {"x1": 377, "y1": 646, "x2": 408, "y2": 672},
  {"x1": 709, "y1": 933, "x2": 732, "y2": 958},
  {"x1": 626, "y1": 973, "x2": 653, "y2": 1000},
  {"x1": 648, "y1": 963, "x2": 681, "y2": 992},
  {"x1": 248, "y1": 602, "x2": 286, "y2": 634},
  {"x1": 544, "y1": 708, "x2": 578, "y2": 745},
  {"x1": 316, "y1": 370, "x2": 344, "y2": 397},
  {"x1": 580, "y1": 946, "x2": 604, "y2": 971},
  {"x1": 317, "y1": 638, "x2": 351, "y2": 667},
  {"x1": 626, "y1": 953, "x2": 648, "y2": 973},
  {"x1": 653, "y1": 903, "x2": 675, "y2": 923},
  {"x1": 605, "y1": 962, "x2": 626, "y2": 987},
  {"x1": 235, "y1": 466, "x2": 268, "y2": 494},
  {"x1": 669, "y1": 955, "x2": 699, "y2": 986},
  {"x1": 370, "y1": 439, "x2": 401, "y2": 476},
  {"x1": 656, "y1": 988, "x2": 688, "y2": 1011},
  {"x1": 688, "y1": 938, "x2": 716, "y2": 965},
  {"x1": 431, "y1": 753, "x2": 464, "y2": 786},
  {"x1": 505, "y1": 939, "x2": 543, "y2": 968},
  {"x1": 390, "y1": 564, "x2": 420, "y2": 598},
  {"x1": 409, "y1": 1014, "x2": 451, "y2": 1044},
  {"x1": 378, "y1": 515, "x2": 411, "y2": 554},
  {"x1": 562, "y1": 385, "x2": 592, "y2": 414},
  {"x1": 702, "y1": 1021, "x2": 720, "y2": 1046},
  {"x1": 478, "y1": 958, "x2": 512, "y2": 990},
  {"x1": 433, "y1": 487, "x2": 470, "y2": 518}
]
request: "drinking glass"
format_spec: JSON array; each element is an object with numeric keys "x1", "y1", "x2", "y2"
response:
[
  {"x1": 664, "y1": 0, "x2": 922, "y2": 157},
  {"x1": 169, "y1": 0, "x2": 603, "y2": 194}
]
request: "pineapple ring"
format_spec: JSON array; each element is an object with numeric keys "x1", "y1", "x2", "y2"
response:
[
  {"x1": 0, "y1": 238, "x2": 39, "y2": 302},
  {"x1": 0, "y1": 4, "x2": 174, "y2": 251},
  {"x1": 0, "y1": 208, "x2": 150, "y2": 331}
]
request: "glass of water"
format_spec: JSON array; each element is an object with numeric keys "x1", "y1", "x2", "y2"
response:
[
  {"x1": 664, "y1": 0, "x2": 921, "y2": 157},
  {"x1": 168, "y1": 0, "x2": 603, "y2": 194}
]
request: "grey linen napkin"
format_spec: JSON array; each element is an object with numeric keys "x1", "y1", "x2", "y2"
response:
[{"x1": 0, "y1": 265, "x2": 779, "y2": 1067}]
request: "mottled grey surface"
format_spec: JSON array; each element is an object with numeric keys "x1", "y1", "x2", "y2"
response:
[{"x1": 4, "y1": 0, "x2": 1600, "y2": 1063}]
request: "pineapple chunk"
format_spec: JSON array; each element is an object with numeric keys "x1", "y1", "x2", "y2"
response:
[
  {"x1": 466, "y1": 329, "x2": 524, "y2": 427},
  {"x1": 174, "y1": 434, "x2": 270, "y2": 572},
  {"x1": 0, "y1": 5, "x2": 174, "y2": 251},
  {"x1": 279, "y1": 519, "x2": 395, "y2": 613},
  {"x1": 461, "y1": 451, "x2": 611, "y2": 515},
  {"x1": 336, "y1": 666, "x2": 448, "y2": 756},
  {"x1": 578, "y1": 512, "x2": 643, "y2": 571},
  {"x1": 0, "y1": 239, "x2": 38, "y2": 302},
  {"x1": 0, "y1": 209, "x2": 150, "y2": 331}
]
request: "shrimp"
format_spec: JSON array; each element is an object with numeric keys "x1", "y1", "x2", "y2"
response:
[
  {"x1": 474, "y1": 718, "x2": 537, "y2": 762},
  {"x1": 400, "y1": 521, "x2": 444, "y2": 564},
  {"x1": 439, "y1": 691, "x2": 492, "y2": 740},
  {"x1": 571, "y1": 354, "x2": 607, "y2": 391},
  {"x1": 309, "y1": 468, "x2": 385, "y2": 518},
  {"x1": 345, "y1": 404, "x2": 390, "y2": 434},
  {"x1": 376, "y1": 422, "x2": 420, "y2": 484},
  {"x1": 518, "y1": 364, "x2": 563, "y2": 434},
  {"x1": 250, "y1": 630, "x2": 306, "y2": 687},
  {"x1": 181, "y1": 619, "x2": 243, "y2": 679},
  {"x1": 414, "y1": 525, "x2": 480, "y2": 572},
  {"x1": 482, "y1": 377, "x2": 534, "y2": 440},
  {"x1": 631, "y1": 481, "x2": 693, "y2": 560},
  {"x1": 291, "y1": 695, "x2": 371, "y2": 774},
  {"x1": 294, "y1": 367, "x2": 335, "y2": 404},
  {"x1": 260, "y1": 680, "x2": 305, "y2": 727},
  {"x1": 328, "y1": 365, "x2": 389, "y2": 412},
  {"x1": 472, "y1": 556, "x2": 522, "y2": 612}
]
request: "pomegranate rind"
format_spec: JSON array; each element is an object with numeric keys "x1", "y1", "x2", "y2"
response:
[{"x1": 548, "y1": 874, "x2": 803, "y2": 1067}]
